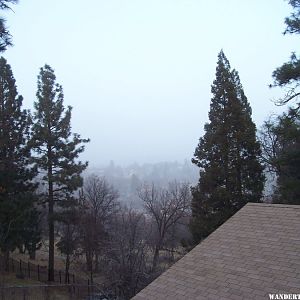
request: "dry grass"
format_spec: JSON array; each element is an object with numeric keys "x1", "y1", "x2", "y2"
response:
[
  {"x1": 0, "y1": 272, "x2": 41, "y2": 286},
  {"x1": 11, "y1": 241, "x2": 65, "y2": 269},
  {"x1": 10, "y1": 243, "x2": 108, "y2": 286},
  {"x1": 0, "y1": 273, "x2": 85, "y2": 300}
]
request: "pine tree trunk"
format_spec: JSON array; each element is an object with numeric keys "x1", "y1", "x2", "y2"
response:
[
  {"x1": 90, "y1": 267, "x2": 93, "y2": 285},
  {"x1": 48, "y1": 148, "x2": 55, "y2": 282},
  {"x1": 65, "y1": 253, "x2": 70, "y2": 283},
  {"x1": 86, "y1": 251, "x2": 92, "y2": 271},
  {"x1": 29, "y1": 250, "x2": 36, "y2": 260},
  {"x1": 48, "y1": 189, "x2": 55, "y2": 281},
  {"x1": 4, "y1": 250, "x2": 9, "y2": 272},
  {"x1": 95, "y1": 252, "x2": 99, "y2": 272},
  {"x1": 152, "y1": 246, "x2": 160, "y2": 271}
]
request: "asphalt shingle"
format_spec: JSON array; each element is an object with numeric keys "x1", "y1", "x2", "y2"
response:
[{"x1": 132, "y1": 203, "x2": 300, "y2": 300}]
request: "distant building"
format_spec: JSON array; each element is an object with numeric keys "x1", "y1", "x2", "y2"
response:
[{"x1": 132, "y1": 203, "x2": 300, "y2": 300}]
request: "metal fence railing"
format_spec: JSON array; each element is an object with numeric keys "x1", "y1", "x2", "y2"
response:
[
  {"x1": 0, "y1": 255, "x2": 87, "y2": 285},
  {"x1": 0, "y1": 254, "x2": 112, "y2": 299},
  {"x1": 0, "y1": 284, "x2": 101, "y2": 300}
]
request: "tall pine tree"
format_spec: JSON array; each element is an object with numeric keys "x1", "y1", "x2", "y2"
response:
[
  {"x1": 271, "y1": 0, "x2": 300, "y2": 107},
  {"x1": 31, "y1": 65, "x2": 89, "y2": 281},
  {"x1": 0, "y1": 57, "x2": 39, "y2": 269},
  {"x1": 190, "y1": 51, "x2": 264, "y2": 243},
  {"x1": 261, "y1": 0, "x2": 300, "y2": 204},
  {"x1": 0, "y1": 0, "x2": 18, "y2": 52}
]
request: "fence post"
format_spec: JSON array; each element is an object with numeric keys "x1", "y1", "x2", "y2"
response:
[
  {"x1": 59, "y1": 270, "x2": 61, "y2": 284},
  {"x1": 73, "y1": 274, "x2": 75, "y2": 284},
  {"x1": 28, "y1": 261, "x2": 30, "y2": 278},
  {"x1": 19, "y1": 259, "x2": 22, "y2": 274},
  {"x1": 88, "y1": 279, "x2": 90, "y2": 297},
  {"x1": 11, "y1": 258, "x2": 14, "y2": 272}
]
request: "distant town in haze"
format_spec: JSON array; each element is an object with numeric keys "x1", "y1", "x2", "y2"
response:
[{"x1": 86, "y1": 160, "x2": 198, "y2": 208}]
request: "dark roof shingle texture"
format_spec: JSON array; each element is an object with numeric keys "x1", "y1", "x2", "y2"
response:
[{"x1": 132, "y1": 203, "x2": 300, "y2": 300}]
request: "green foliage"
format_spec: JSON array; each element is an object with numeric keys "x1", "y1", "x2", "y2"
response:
[
  {"x1": 31, "y1": 64, "x2": 90, "y2": 199},
  {"x1": 265, "y1": 1, "x2": 300, "y2": 204},
  {"x1": 0, "y1": 0, "x2": 17, "y2": 10},
  {"x1": 30, "y1": 64, "x2": 89, "y2": 280},
  {"x1": 0, "y1": 57, "x2": 40, "y2": 255},
  {"x1": 284, "y1": 0, "x2": 300, "y2": 35},
  {"x1": 23, "y1": 207, "x2": 42, "y2": 257},
  {"x1": 56, "y1": 199, "x2": 81, "y2": 257},
  {"x1": 261, "y1": 110, "x2": 300, "y2": 204},
  {"x1": 56, "y1": 224, "x2": 78, "y2": 257},
  {"x1": 56, "y1": 203, "x2": 81, "y2": 282},
  {"x1": 273, "y1": 53, "x2": 300, "y2": 87},
  {"x1": 190, "y1": 51, "x2": 265, "y2": 243},
  {"x1": 271, "y1": 0, "x2": 300, "y2": 106},
  {"x1": 0, "y1": 0, "x2": 18, "y2": 52}
]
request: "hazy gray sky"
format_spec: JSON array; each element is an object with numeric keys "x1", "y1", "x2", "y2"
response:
[{"x1": 3, "y1": 0, "x2": 298, "y2": 166}]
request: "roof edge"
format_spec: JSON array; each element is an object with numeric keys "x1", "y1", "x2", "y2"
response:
[{"x1": 246, "y1": 202, "x2": 300, "y2": 209}]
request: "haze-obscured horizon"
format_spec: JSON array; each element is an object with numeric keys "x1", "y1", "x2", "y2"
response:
[{"x1": 3, "y1": 0, "x2": 298, "y2": 166}]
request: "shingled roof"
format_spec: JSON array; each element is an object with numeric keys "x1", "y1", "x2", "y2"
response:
[{"x1": 132, "y1": 203, "x2": 300, "y2": 300}]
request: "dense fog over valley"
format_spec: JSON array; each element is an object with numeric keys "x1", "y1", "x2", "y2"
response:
[
  {"x1": 1, "y1": 1, "x2": 299, "y2": 299},
  {"x1": 3, "y1": 0, "x2": 298, "y2": 166},
  {"x1": 86, "y1": 160, "x2": 198, "y2": 208}
]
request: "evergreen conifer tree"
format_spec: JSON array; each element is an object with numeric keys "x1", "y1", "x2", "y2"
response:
[
  {"x1": 31, "y1": 64, "x2": 89, "y2": 281},
  {"x1": 262, "y1": 0, "x2": 300, "y2": 204},
  {"x1": 274, "y1": 110, "x2": 300, "y2": 204},
  {"x1": 261, "y1": 109, "x2": 300, "y2": 204},
  {"x1": 0, "y1": 0, "x2": 18, "y2": 52},
  {"x1": 56, "y1": 201, "x2": 81, "y2": 283},
  {"x1": 271, "y1": 0, "x2": 300, "y2": 107},
  {"x1": 190, "y1": 51, "x2": 265, "y2": 243},
  {"x1": 0, "y1": 57, "x2": 39, "y2": 269}
]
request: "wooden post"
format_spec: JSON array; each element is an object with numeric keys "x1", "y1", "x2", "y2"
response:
[
  {"x1": 59, "y1": 270, "x2": 62, "y2": 283},
  {"x1": 73, "y1": 274, "x2": 75, "y2": 284},
  {"x1": 19, "y1": 259, "x2": 22, "y2": 273},
  {"x1": 28, "y1": 261, "x2": 30, "y2": 278},
  {"x1": 88, "y1": 279, "x2": 90, "y2": 297}
]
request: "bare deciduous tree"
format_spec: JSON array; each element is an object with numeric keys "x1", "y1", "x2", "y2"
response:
[
  {"x1": 259, "y1": 116, "x2": 282, "y2": 174},
  {"x1": 84, "y1": 174, "x2": 119, "y2": 223},
  {"x1": 103, "y1": 208, "x2": 150, "y2": 300},
  {"x1": 138, "y1": 181, "x2": 191, "y2": 271},
  {"x1": 80, "y1": 175, "x2": 119, "y2": 279}
]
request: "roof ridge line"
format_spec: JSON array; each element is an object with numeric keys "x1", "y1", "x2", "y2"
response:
[{"x1": 246, "y1": 202, "x2": 300, "y2": 209}]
